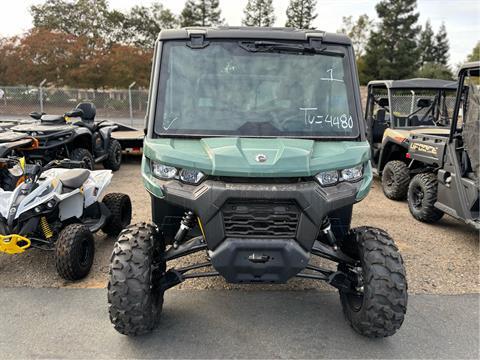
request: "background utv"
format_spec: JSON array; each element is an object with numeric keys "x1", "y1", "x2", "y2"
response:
[{"x1": 107, "y1": 27, "x2": 408, "y2": 338}]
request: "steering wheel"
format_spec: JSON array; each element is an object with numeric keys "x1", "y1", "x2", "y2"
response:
[{"x1": 270, "y1": 109, "x2": 306, "y2": 131}]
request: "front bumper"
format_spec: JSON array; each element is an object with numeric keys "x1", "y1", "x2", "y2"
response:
[
  {"x1": 152, "y1": 178, "x2": 365, "y2": 251},
  {"x1": 148, "y1": 176, "x2": 368, "y2": 283}
]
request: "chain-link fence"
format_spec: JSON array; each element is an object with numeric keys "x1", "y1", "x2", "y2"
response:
[
  {"x1": 389, "y1": 89, "x2": 457, "y2": 119},
  {"x1": 370, "y1": 87, "x2": 457, "y2": 126},
  {"x1": 0, "y1": 85, "x2": 148, "y2": 128}
]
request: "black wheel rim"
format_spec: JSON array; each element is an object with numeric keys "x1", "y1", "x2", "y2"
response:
[
  {"x1": 383, "y1": 168, "x2": 394, "y2": 187},
  {"x1": 411, "y1": 185, "x2": 425, "y2": 209},
  {"x1": 121, "y1": 200, "x2": 132, "y2": 227},
  {"x1": 83, "y1": 156, "x2": 94, "y2": 170},
  {"x1": 342, "y1": 264, "x2": 365, "y2": 313},
  {"x1": 114, "y1": 145, "x2": 121, "y2": 165},
  {"x1": 79, "y1": 239, "x2": 91, "y2": 267}
]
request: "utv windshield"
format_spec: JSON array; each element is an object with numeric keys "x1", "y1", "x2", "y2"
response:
[{"x1": 155, "y1": 40, "x2": 359, "y2": 138}]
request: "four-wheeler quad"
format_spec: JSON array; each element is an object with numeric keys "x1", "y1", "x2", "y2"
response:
[
  {"x1": 108, "y1": 27, "x2": 408, "y2": 338},
  {"x1": 0, "y1": 158, "x2": 132, "y2": 280},
  {"x1": 10, "y1": 102, "x2": 123, "y2": 171},
  {"x1": 365, "y1": 78, "x2": 457, "y2": 200},
  {"x1": 406, "y1": 62, "x2": 480, "y2": 229}
]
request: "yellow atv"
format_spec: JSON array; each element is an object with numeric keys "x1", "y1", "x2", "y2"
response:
[{"x1": 365, "y1": 78, "x2": 457, "y2": 200}]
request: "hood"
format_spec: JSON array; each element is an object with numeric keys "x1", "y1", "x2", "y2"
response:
[{"x1": 144, "y1": 137, "x2": 370, "y2": 177}]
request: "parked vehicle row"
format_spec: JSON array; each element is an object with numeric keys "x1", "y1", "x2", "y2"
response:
[
  {"x1": 0, "y1": 26, "x2": 477, "y2": 341},
  {"x1": 0, "y1": 102, "x2": 123, "y2": 171},
  {"x1": 367, "y1": 65, "x2": 479, "y2": 229}
]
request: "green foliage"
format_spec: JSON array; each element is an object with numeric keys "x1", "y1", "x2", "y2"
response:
[
  {"x1": 285, "y1": 0, "x2": 317, "y2": 29},
  {"x1": 467, "y1": 42, "x2": 480, "y2": 62},
  {"x1": 180, "y1": 0, "x2": 223, "y2": 27},
  {"x1": 121, "y1": 4, "x2": 179, "y2": 48},
  {"x1": 30, "y1": 0, "x2": 117, "y2": 44},
  {"x1": 338, "y1": 14, "x2": 373, "y2": 58},
  {"x1": 433, "y1": 23, "x2": 449, "y2": 65},
  {"x1": 419, "y1": 20, "x2": 436, "y2": 65},
  {"x1": 243, "y1": 0, "x2": 275, "y2": 27},
  {"x1": 415, "y1": 62, "x2": 453, "y2": 80},
  {"x1": 363, "y1": 0, "x2": 420, "y2": 82}
]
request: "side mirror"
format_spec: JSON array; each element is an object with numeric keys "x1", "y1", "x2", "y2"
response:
[
  {"x1": 29, "y1": 111, "x2": 45, "y2": 120},
  {"x1": 417, "y1": 98, "x2": 432, "y2": 108},
  {"x1": 65, "y1": 109, "x2": 84, "y2": 118}
]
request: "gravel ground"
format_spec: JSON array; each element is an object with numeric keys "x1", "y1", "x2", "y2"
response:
[{"x1": 0, "y1": 156, "x2": 478, "y2": 294}]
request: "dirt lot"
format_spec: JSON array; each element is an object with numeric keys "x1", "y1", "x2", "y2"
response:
[{"x1": 0, "y1": 156, "x2": 478, "y2": 294}]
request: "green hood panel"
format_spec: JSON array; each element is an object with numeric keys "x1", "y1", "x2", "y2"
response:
[{"x1": 144, "y1": 137, "x2": 370, "y2": 177}]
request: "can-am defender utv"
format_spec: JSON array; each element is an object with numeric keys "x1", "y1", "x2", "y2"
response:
[
  {"x1": 10, "y1": 102, "x2": 123, "y2": 171},
  {"x1": 365, "y1": 79, "x2": 457, "y2": 200},
  {"x1": 406, "y1": 62, "x2": 480, "y2": 229},
  {"x1": 108, "y1": 27, "x2": 408, "y2": 338}
]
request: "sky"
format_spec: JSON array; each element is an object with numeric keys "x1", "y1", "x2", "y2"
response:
[{"x1": 0, "y1": 0, "x2": 478, "y2": 66}]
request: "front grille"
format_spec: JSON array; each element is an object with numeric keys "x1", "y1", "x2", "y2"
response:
[{"x1": 222, "y1": 200, "x2": 299, "y2": 238}]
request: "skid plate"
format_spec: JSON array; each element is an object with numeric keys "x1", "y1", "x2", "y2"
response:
[{"x1": 0, "y1": 234, "x2": 31, "y2": 254}]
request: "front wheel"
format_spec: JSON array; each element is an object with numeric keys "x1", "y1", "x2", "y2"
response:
[
  {"x1": 339, "y1": 227, "x2": 408, "y2": 338},
  {"x1": 102, "y1": 193, "x2": 132, "y2": 236},
  {"x1": 108, "y1": 223, "x2": 166, "y2": 336},
  {"x1": 408, "y1": 173, "x2": 444, "y2": 223},
  {"x1": 103, "y1": 139, "x2": 122, "y2": 171},
  {"x1": 382, "y1": 160, "x2": 410, "y2": 200},
  {"x1": 55, "y1": 224, "x2": 95, "y2": 281},
  {"x1": 70, "y1": 148, "x2": 95, "y2": 170}
]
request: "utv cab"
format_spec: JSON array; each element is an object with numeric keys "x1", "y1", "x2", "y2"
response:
[
  {"x1": 365, "y1": 78, "x2": 457, "y2": 200},
  {"x1": 108, "y1": 27, "x2": 407, "y2": 338},
  {"x1": 406, "y1": 62, "x2": 480, "y2": 229}
]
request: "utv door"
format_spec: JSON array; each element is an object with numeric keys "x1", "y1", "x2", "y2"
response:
[{"x1": 436, "y1": 68, "x2": 480, "y2": 223}]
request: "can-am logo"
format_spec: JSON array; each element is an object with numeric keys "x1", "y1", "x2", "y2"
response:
[{"x1": 255, "y1": 154, "x2": 267, "y2": 163}]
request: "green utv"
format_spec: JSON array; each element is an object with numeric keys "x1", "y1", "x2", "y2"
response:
[{"x1": 107, "y1": 27, "x2": 408, "y2": 338}]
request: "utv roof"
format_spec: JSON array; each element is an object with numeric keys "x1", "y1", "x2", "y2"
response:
[
  {"x1": 158, "y1": 27, "x2": 352, "y2": 45},
  {"x1": 459, "y1": 61, "x2": 480, "y2": 74},
  {"x1": 367, "y1": 78, "x2": 457, "y2": 90}
]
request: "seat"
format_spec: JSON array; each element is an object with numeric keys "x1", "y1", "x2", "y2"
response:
[
  {"x1": 57, "y1": 169, "x2": 90, "y2": 189},
  {"x1": 75, "y1": 102, "x2": 96, "y2": 121},
  {"x1": 372, "y1": 109, "x2": 389, "y2": 143},
  {"x1": 41, "y1": 114, "x2": 66, "y2": 125},
  {"x1": 409, "y1": 115, "x2": 420, "y2": 127},
  {"x1": 75, "y1": 102, "x2": 96, "y2": 131}
]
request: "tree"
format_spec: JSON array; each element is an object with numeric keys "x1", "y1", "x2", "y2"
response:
[
  {"x1": 30, "y1": 0, "x2": 119, "y2": 44},
  {"x1": 433, "y1": 23, "x2": 449, "y2": 65},
  {"x1": 0, "y1": 29, "x2": 88, "y2": 87},
  {"x1": 467, "y1": 42, "x2": 480, "y2": 62},
  {"x1": 242, "y1": 0, "x2": 275, "y2": 27},
  {"x1": 419, "y1": 20, "x2": 436, "y2": 66},
  {"x1": 338, "y1": 14, "x2": 373, "y2": 58},
  {"x1": 363, "y1": 0, "x2": 420, "y2": 81},
  {"x1": 415, "y1": 62, "x2": 453, "y2": 80},
  {"x1": 121, "y1": 3, "x2": 178, "y2": 48},
  {"x1": 180, "y1": 0, "x2": 223, "y2": 27},
  {"x1": 285, "y1": 0, "x2": 317, "y2": 29}
]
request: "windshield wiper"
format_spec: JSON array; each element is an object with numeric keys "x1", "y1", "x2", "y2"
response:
[{"x1": 239, "y1": 41, "x2": 326, "y2": 54}]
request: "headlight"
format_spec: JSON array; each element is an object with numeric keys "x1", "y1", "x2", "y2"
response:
[
  {"x1": 151, "y1": 162, "x2": 177, "y2": 179},
  {"x1": 341, "y1": 165, "x2": 363, "y2": 182},
  {"x1": 315, "y1": 165, "x2": 364, "y2": 187},
  {"x1": 179, "y1": 168, "x2": 206, "y2": 185},
  {"x1": 315, "y1": 170, "x2": 339, "y2": 186}
]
